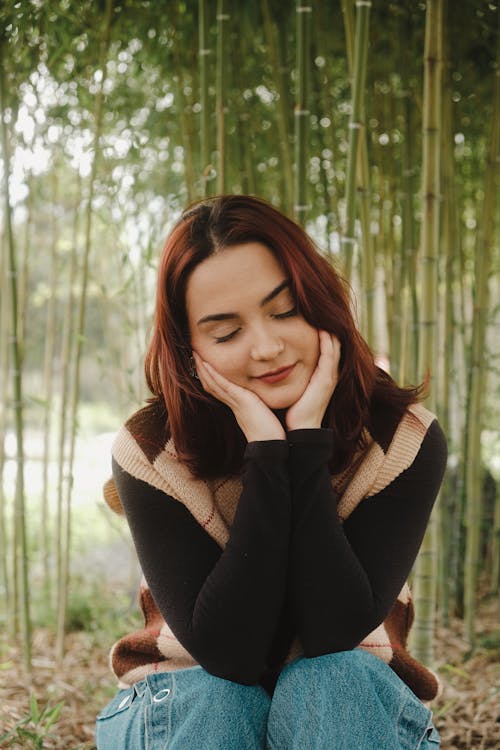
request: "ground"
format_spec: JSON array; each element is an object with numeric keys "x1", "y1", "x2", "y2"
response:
[{"x1": 0, "y1": 600, "x2": 498, "y2": 749}]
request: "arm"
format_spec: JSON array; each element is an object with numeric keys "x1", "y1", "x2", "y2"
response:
[
  {"x1": 286, "y1": 420, "x2": 447, "y2": 655},
  {"x1": 113, "y1": 439, "x2": 291, "y2": 684}
]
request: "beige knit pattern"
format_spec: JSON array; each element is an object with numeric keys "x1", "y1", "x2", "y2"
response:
[{"x1": 105, "y1": 402, "x2": 441, "y2": 700}]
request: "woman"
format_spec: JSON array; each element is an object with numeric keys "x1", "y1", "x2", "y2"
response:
[{"x1": 97, "y1": 195, "x2": 446, "y2": 749}]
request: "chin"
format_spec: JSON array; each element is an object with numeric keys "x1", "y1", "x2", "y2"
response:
[{"x1": 259, "y1": 386, "x2": 307, "y2": 411}]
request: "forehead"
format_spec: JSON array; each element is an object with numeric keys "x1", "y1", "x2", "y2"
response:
[{"x1": 185, "y1": 242, "x2": 287, "y2": 318}]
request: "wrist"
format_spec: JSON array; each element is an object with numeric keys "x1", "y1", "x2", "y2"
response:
[
  {"x1": 246, "y1": 431, "x2": 286, "y2": 442},
  {"x1": 286, "y1": 418, "x2": 322, "y2": 431}
]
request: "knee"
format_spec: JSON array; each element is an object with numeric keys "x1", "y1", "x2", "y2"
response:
[
  {"x1": 274, "y1": 648, "x2": 384, "y2": 706},
  {"x1": 278, "y1": 649, "x2": 374, "y2": 687},
  {"x1": 194, "y1": 670, "x2": 270, "y2": 714}
]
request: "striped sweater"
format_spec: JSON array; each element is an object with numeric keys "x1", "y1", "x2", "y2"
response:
[{"x1": 103, "y1": 401, "x2": 445, "y2": 702}]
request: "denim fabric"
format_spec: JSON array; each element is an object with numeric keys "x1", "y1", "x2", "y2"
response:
[{"x1": 95, "y1": 651, "x2": 440, "y2": 749}]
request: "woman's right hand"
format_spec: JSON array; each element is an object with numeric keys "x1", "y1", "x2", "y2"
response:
[{"x1": 192, "y1": 352, "x2": 286, "y2": 443}]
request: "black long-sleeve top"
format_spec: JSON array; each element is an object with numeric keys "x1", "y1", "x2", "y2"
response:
[{"x1": 112, "y1": 422, "x2": 447, "y2": 688}]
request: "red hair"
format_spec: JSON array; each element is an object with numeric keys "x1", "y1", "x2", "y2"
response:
[{"x1": 145, "y1": 195, "x2": 422, "y2": 477}]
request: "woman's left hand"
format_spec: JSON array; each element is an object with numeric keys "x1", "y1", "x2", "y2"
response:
[{"x1": 285, "y1": 331, "x2": 341, "y2": 431}]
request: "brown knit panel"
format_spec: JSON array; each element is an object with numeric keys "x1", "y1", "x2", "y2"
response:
[
  {"x1": 125, "y1": 400, "x2": 169, "y2": 464},
  {"x1": 390, "y1": 649, "x2": 440, "y2": 702},
  {"x1": 384, "y1": 599, "x2": 440, "y2": 701},
  {"x1": 110, "y1": 630, "x2": 165, "y2": 677}
]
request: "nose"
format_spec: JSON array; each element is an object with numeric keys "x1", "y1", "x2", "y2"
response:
[{"x1": 249, "y1": 326, "x2": 285, "y2": 361}]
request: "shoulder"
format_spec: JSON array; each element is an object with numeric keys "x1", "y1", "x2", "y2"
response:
[
  {"x1": 365, "y1": 404, "x2": 447, "y2": 499},
  {"x1": 103, "y1": 399, "x2": 171, "y2": 515},
  {"x1": 114, "y1": 398, "x2": 171, "y2": 466},
  {"x1": 410, "y1": 415, "x2": 447, "y2": 471}
]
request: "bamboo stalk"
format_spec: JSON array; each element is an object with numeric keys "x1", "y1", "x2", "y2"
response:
[
  {"x1": 463, "y1": 5, "x2": 500, "y2": 647},
  {"x1": 55, "y1": 175, "x2": 80, "y2": 623},
  {"x1": 0, "y1": 225, "x2": 11, "y2": 627},
  {"x1": 0, "y1": 36, "x2": 32, "y2": 672},
  {"x1": 55, "y1": 0, "x2": 114, "y2": 662},
  {"x1": 262, "y1": 0, "x2": 293, "y2": 214},
  {"x1": 294, "y1": 0, "x2": 312, "y2": 225},
  {"x1": 173, "y1": 65, "x2": 197, "y2": 202},
  {"x1": 215, "y1": 0, "x2": 229, "y2": 194},
  {"x1": 41, "y1": 172, "x2": 59, "y2": 602},
  {"x1": 341, "y1": 0, "x2": 371, "y2": 282},
  {"x1": 437, "y1": 2, "x2": 458, "y2": 625},
  {"x1": 199, "y1": 0, "x2": 212, "y2": 196},
  {"x1": 491, "y1": 489, "x2": 500, "y2": 595},
  {"x1": 341, "y1": 0, "x2": 375, "y2": 347},
  {"x1": 399, "y1": 12, "x2": 418, "y2": 384},
  {"x1": 410, "y1": 0, "x2": 443, "y2": 667}
]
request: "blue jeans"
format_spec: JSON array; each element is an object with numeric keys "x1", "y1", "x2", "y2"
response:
[{"x1": 95, "y1": 650, "x2": 441, "y2": 749}]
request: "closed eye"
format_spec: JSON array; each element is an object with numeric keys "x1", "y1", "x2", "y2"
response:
[
  {"x1": 272, "y1": 307, "x2": 297, "y2": 319},
  {"x1": 214, "y1": 328, "x2": 241, "y2": 343}
]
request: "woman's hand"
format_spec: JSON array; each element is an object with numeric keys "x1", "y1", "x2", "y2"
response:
[
  {"x1": 192, "y1": 352, "x2": 286, "y2": 443},
  {"x1": 285, "y1": 331, "x2": 341, "y2": 431}
]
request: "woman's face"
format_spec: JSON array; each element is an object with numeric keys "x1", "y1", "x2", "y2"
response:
[{"x1": 186, "y1": 241, "x2": 320, "y2": 410}]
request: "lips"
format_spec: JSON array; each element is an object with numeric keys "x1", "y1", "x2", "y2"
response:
[{"x1": 256, "y1": 364, "x2": 296, "y2": 384}]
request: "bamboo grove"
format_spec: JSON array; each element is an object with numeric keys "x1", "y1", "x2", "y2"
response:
[{"x1": 0, "y1": 0, "x2": 499, "y2": 672}]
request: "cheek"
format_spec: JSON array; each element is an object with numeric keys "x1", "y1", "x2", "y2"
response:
[
  {"x1": 301, "y1": 326, "x2": 320, "y2": 364},
  {"x1": 201, "y1": 344, "x2": 246, "y2": 380}
]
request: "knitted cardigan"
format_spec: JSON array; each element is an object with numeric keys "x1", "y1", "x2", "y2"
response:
[{"x1": 103, "y1": 401, "x2": 441, "y2": 702}]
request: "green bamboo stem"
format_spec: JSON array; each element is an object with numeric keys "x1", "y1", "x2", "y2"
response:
[
  {"x1": 173, "y1": 66, "x2": 197, "y2": 202},
  {"x1": 463, "y1": 7, "x2": 500, "y2": 646},
  {"x1": 0, "y1": 226, "x2": 11, "y2": 625},
  {"x1": 294, "y1": 0, "x2": 312, "y2": 225},
  {"x1": 341, "y1": 0, "x2": 375, "y2": 347},
  {"x1": 216, "y1": 0, "x2": 229, "y2": 194},
  {"x1": 341, "y1": 0, "x2": 371, "y2": 281},
  {"x1": 437, "y1": 6, "x2": 457, "y2": 625},
  {"x1": 18, "y1": 185, "x2": 33, "y2": 357},
  {"x1": 0, "y1": 36, "x2": 32, "y2": 672},
  {"x1": 399, "y1": 20, "x2": 418, "y2": 384},
  {"x1": 55, "y1": 177, "x2": 80, "y2": 621},
  {"x1": 410, "y1": 0, "x2": 443, "y2": 667},
  {"x1": 262, "y1": 0, "x2": 293, "y2": 214},
  {"x1": 41, "y1": 172, "x2": 59, "y2": 601},
  {"x1": 199, "y1": 0, "x2": 212, "y2": 196},
  {"x1": 491, "y1": 489, "x2": 500, "y2": 595},
  {"x1": 55, "y1": 0, "x2": 114, "y2": 662}
]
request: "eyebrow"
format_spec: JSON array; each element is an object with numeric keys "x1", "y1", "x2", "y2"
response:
[{"x1": 197, "y1": 279, "x2": 291, "y2": 326}]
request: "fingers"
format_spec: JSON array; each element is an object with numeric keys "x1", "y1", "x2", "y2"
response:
[
  {"x1": 192, "y1": 351, "x2": 285, "y2": 441},
  {"x1": 317, "y1": 330, "x2": 341, "y2": 382},
  {"x1": 192, "y1": 352, "x2": 226, "y2": 398},
  {"x1": 192, "y1": 352, "x2": 245, "y2": 408}
]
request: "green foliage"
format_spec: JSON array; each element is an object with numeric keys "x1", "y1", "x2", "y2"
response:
[{"x1": 0, "y1": 694, "x2": 64, "y2": 750}]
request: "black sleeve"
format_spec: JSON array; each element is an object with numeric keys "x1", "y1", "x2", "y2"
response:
[
  {"x1": 286, "y1": 420, "x2": 447, "y2": 655},
  {"x1": 112, "y1": 440, "x2": 291, "y2": 684}
]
